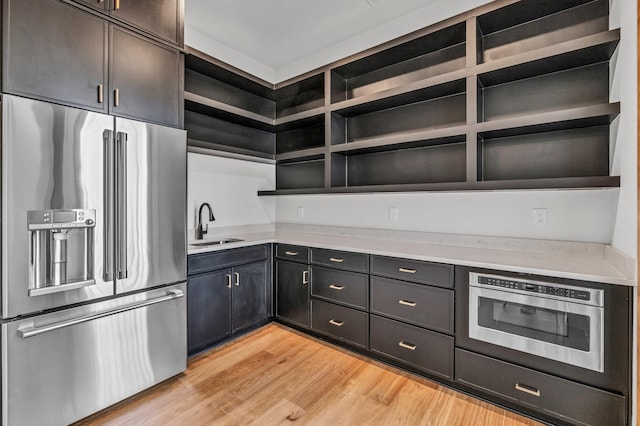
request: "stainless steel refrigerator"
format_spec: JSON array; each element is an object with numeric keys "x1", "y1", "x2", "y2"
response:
[{"x1": 1, "y1": 95, "x2": 187, "y2": 425}]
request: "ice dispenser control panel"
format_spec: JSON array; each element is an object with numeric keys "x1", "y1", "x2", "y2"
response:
[{"x1": 27, "y1": 209, "x2": 95, "y2": 230}]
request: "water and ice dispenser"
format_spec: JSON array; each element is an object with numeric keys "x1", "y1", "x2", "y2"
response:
[{"x1": 27, "y1": 209, "x2": 96, "y2": 296}]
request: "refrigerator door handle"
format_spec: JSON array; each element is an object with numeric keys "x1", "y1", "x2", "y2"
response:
[
  {"x1": 18, "y1": 289, "x2": 184, "y2": 338},
  {"x1": 103, "y1": 129, "x2": 115, "y2": 281},
  {"x1": 115, "y1": 131, "x2": 128, "y2": 280}
]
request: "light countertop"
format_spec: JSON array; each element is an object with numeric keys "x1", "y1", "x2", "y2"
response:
[{"x1": 188, "y1": 224, "x2": 635, "y2": 286}]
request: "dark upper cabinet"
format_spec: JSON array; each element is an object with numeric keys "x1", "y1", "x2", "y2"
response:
[
  {"x1": 232, "y1": 261, "x2": 268, "y2": 333},
  {"x1": 187, "y1": 269, "x2": 232, "y2": 356},
  {"x1": 3, "y1": 0, "x2": 109, "y2": 112},
  {"x1": 276, "y1": 260, "x2": 310, "y2": 328},
  {"x1": 69, "y1": 0, "x2": 183, "y2": 46},
  {"x1": 110, "y1": 0, "x2": 183, "y2": 46},
  {"x1": 110, "y1": 26, "x2": 181, "y2": 127},
  {"x1": 3, "y1": 0, "x2": 181, "y2": 127}
]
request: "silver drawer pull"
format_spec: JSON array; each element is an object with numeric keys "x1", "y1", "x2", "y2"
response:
[
  {"x1": 515, "y1": 383, "x2": 540, "y2": 397},
  {"x1": 399, "y1": 268, "x2": 417, "y2": 274},
  {"x1": 329, "y1": 319, "x2": 344, "y2": 327},
  {"x1": 329, "y1": 284, "x2": 345, "y2": 290},
  {"x1": 302, "y1": 270, "x2": 308, "y2": 285},
  {"x1": 398, "y1": 341, "x2": 416, "y2": 351},
  {"x1": 226, "y1": 274, "x2": 232, "y2": 289},
  {"x1": 398, "y1": 299, "x2": 416, "y2": 307},
  {"x1": 285, "y1": 251, "x2": 299, "y2": 256},
  {"x1": 329, "y1": 257, "x2": 344, "y2": 263}
]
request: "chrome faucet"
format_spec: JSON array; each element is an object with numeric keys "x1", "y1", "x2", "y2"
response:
[{"x1": 196, "y1": 202, "x2": 215, "y2": 240}]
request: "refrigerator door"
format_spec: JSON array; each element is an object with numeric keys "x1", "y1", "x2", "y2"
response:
[
  {"x1": 2, "y1": 282, "x2": 186, "y2": 425},
  {"x1": 114, "y1": 118, "x2": 186, "y2": 294},
  {"x1": 2, "y1": 95, "x2": 116, "y2": 318}
]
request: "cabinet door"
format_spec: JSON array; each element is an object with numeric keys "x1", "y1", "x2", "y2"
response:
[
  {"x1": 187, "y1": 269, "x2": 231, "y2": 356},
  {"x1": 110, "y1": 26, "x2": 181, "y2": 127},
  {"x1": 111, "y1": 0, "x2": 182, "y2": 45},
  {"x1": 3, "y1": 0, "x2": 108, "y2": 112},
  {"x1": 232, "y1": 261, "x2": 268, "y2": 333},
  {"x1": 276, "y1": 260, "x2": 310, "y2": 328}
]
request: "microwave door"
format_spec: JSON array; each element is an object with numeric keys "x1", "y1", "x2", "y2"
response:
[
  {"x1": 113, "y1": 118, "x2": 186, "y2": 295},
  {"x1": 1, "y1": 95, "x2": 116, "y2": 319}
]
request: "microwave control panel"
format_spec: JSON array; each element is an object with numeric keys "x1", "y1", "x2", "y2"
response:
[{"x1": 477, "y1": 275, "x2": 591, "y2": 301}]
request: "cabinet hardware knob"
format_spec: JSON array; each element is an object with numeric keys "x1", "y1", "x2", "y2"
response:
[
  {"x1": 514, "y1": 383, "x2": 540, "y2": 397},
  {"x1": 285, "y1": 251, "x2": 299, "y2": 256},
  {"x1": 329, "y1": 319, "x2": 344, "y2": 327},
  {"x1": 329, "y1": 257, "x2": 344, "y2": 263},
  {"x1": 225, "y1": 274, "x2": 232, "y2": 289},
  {"x1": 114, "y1": 89, "x2": 120, "y2": 107},
  {"x1": 97, "y1": 84, "x2": 104, "y2": 103},
  {"x1": 398, "y1": 341, "x2": 416, "y2": 351},
  {"x1": 234, "y1": 272, "x2": 240, "y2": 286},
  {"x1": 329, "y1": 284, "x2": 344, "y2": 291},
  {"x1": 398, "y1": 299, "x2": 416, "y2": 307},
  {"x1": 399, "y1": 268, "x2": 417, "y2": 274},
  {"x1": 302, "y1": 270, "x2": 308, "y2": 285}
]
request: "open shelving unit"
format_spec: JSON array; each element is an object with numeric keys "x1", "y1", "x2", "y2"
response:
[{"x1": 183, "y1": 0, "x2": 621, "y2": 195}]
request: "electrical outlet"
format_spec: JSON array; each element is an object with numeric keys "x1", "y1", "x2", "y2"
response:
[
  {"x1": 297, "y1": 207, "x2": 305, "y2": 218},
  {"x1": 533, "y1": 208, "x2": 548, "y2": 225},
  {"x1": 389, "y1": 207, "x2": 399, "y2": 221}
]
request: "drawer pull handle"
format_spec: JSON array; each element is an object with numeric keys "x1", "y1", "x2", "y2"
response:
[
  {"x1": 329, "y1": 284, "x2": 345, "y2": 291},
  {"x1": 398, "y1": 299, "x2": 416, "y2": 307},
  {"x1": 285, "y1": 251, "x2": 299, "y2": 256},
  {"x1": 329, "y1": 319, "x2": 344, "y2": 327},
  {"x1": 302, "y1": 270, "x2": 308, "y2": 285},
  {"x1": 234, "y1": 272, "x2": 240, "y2": 287},
  {"x1": 398, "y1": 341, "x2": 416, "y2": 351},
  {"x1": 515, "y1": 383, "x2": 540, "y2": 397},
  {"x1": 226, "y1": 274, "x2": 232, "y2": 289},
  {"x1": 329, "y1": 258, "x2": 344, "y2": 263},
  {"x1": 97, "y1": 84, "x2": 104, "y2": 103},
  {"x1": 399, "y1": 268, "x2": 417, "y2": 274}
]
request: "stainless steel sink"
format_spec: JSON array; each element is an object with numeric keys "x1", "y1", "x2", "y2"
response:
[{"x1": 189, "y1": 238, "x2": 244, "y2": 247}]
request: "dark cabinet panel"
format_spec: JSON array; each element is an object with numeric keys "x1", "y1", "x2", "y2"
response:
[
  {"x1": 187, "y1": 269, "x2": 232, "y2": 355},
  {"x1": 110, "y1": 26, "x2": 181, "y2": 127},
  {"x1": 276, "y1": 244, "x2": 309, "y2": 263},
  {"x1": 232, "y1": 261, "x2": 268, "y2": 332},
  {"x1": 370, "y1": 315, "x2": 453, "y2": 380},
  {"x1": 370, "y1": 276, "x2": 453, "y2": 334},
  {"x1": 311, "y1": 266, "x2": 368, "y2": 310},
  {"x1": 311, "y1": 299, "x2": 368, "y2": 348},
  {"x1": 276, "y1": 260, "x2": 309, "y2": 328},
  {"x1": 111, "y1": 0, "x2": 182, "y2": 45},
  {"x1": 455, "y1": 349, "x2": 626, "y2": 426},
  {"x1": 3, "y1": 0, "x2": 108, "y2": 112},
  {"x1": 188, "y1": 245, "x2": 268, "y2": 275},
  {"x1": 310, "y1": 248, "x2": 369, "y2": 273},
  {"x1": 370, "y1": 255, "x2": 454, "y2": 288}
]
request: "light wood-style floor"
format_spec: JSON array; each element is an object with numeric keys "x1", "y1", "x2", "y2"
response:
[{"x1": 76, "y1": 324, "x2": 542, "y2": 425}]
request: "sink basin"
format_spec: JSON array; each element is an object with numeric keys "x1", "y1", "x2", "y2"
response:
[{"x1": 189, "y1": 238, "x2": 244, "y2": 247}]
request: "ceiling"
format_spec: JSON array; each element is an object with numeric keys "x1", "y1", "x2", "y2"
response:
[{"x1": 184, "y1": 0, "x2": 448, "y2": 83}]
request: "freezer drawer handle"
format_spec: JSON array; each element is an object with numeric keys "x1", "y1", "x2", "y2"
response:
[
  {"x1": 18, "y1": 289, "x2": 184, "y2": 339},
  {"x1": 514, "y1": 383, "x2": 541, "y2": 397}
]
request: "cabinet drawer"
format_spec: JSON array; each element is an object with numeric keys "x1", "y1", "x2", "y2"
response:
[
  {"x1": 370, "y1": 256, "x2": 453, "y2": 288},
  {"x1": 311, "y1": 299, "x2": 368, "y2": 348},
  {"x1": 311, "y1": 266, "x2": 368, "y2": 310},
  {"x1": 455, "y1": 349, "x2": 626, "y2": 426},
  {"x1": 371, "y1": 277, "x2": 453, "y2": 334},
  {"x1": 370, "y1": 315, "x2": 453, "y2": 380},
  {"x1": 188, "y1": 245, "x2": 267, "y2": 275},
  {"x1": 276, "y1": 244, "x2": 309, "y2": 263},
  {"x1": 311, "y1": 248, "x2": 369, "y2": 273}
]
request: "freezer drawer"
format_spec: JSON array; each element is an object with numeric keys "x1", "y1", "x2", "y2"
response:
[{"x1": 2, "y1": 283, "x2": 187, "y2": 426}]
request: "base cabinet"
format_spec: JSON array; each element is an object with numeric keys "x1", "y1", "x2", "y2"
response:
[
  {"x1": 187, "y1": 245, "x2": 270, "y2": 356},
  {"x1": 275, "y1": 260, "x2": 310, "y2": 328}
]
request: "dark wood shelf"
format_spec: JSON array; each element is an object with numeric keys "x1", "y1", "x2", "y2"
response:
[
  {"x1": 187, "y1": 138, "x2": 275, "y2": 160},
  {"x1": 258, "y1": 176, "x2": 621, "y2": 196},
  {"x1": 185, "y1": 91, "x2": 273, "y2": 128}
]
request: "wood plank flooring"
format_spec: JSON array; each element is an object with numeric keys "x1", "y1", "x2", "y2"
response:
[{"x1": 75, "y1": 324, "x2": 542, "y2": 425}]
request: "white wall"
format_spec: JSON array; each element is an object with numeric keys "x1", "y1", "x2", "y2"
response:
[
  {"x1": 609, "y1": 0, "x2": 638, "y2": 258},
  {"x1": 276, "y1": 190, "x2": 618, "y2": 243},
  {"x1": 187, "y1": 153, "x2": 276, "y2": 233}
]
